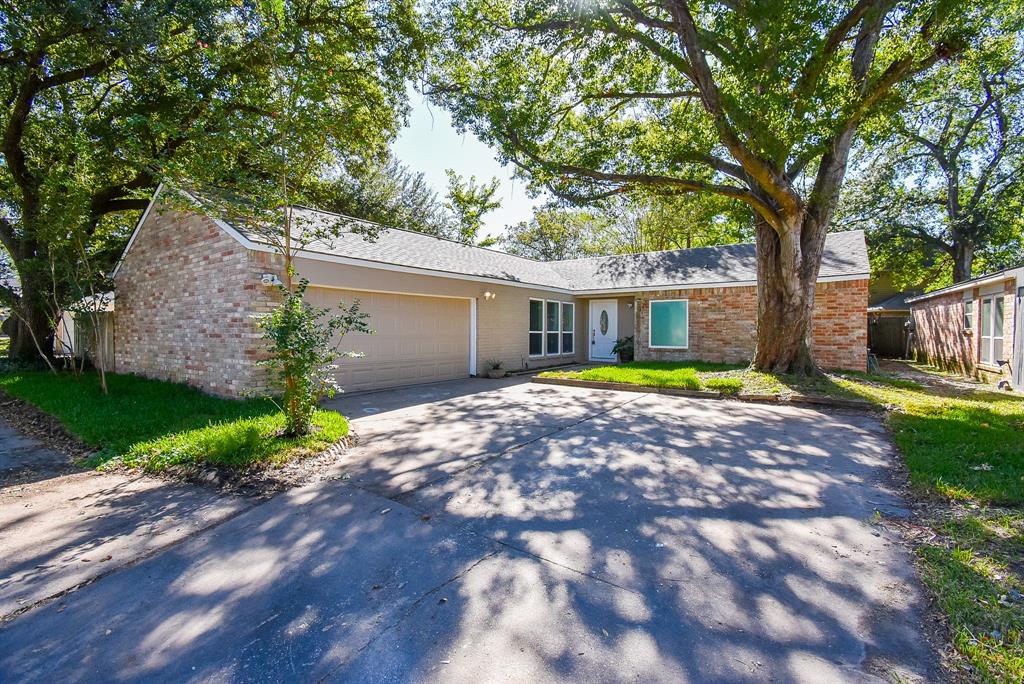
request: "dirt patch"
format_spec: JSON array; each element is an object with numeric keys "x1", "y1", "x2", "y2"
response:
[
  {"x1": 134, "y1": 433, "x2": 359, "y2": 499},
  {"x1": 0, "y1": 391, "x2": 94, "y2": 461},
  {"x1": 880, "y1": 359, "x2": 1008, "y2": 398}
]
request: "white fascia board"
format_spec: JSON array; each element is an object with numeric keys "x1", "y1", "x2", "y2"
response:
[
  {"x1": 906, "y1": 268, "x2": 1024, "y2": 304},
  {"x1": 109, "y1": 183, "x2": 164, "y2": 278}
]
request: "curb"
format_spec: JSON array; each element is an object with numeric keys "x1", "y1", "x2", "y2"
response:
[{"x1": 531, "y1": 376, "x2": 881, "y2": 411}]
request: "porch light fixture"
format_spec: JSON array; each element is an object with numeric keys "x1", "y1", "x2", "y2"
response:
[
  {"x1": 260, "y1": 273, "x2": 283, "y2": 286},
  {"x1": 483, "y1": 290, "x2": 496, "y2": 301}
]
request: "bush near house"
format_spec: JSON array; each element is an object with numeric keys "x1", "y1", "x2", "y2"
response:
[{"x1": 0, "y1": 370, "x2": 348, "y2": 472}]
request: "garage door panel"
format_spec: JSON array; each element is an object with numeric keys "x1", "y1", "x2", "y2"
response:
[{"x1": 309, "y1": 287, "x2": 470, "y2": 392}]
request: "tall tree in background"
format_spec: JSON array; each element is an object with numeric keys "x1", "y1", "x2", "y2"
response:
[
  {"x1": 427, "y1": 0, "x2": 1000, "y2": 373},
  {"x1": 500, "y1": 207, "x2": 612, "y2": 260},
  {"x1": 0, "y1": 0, "x2": 422, "y2": 361},
  {"x1": 837, "y1": 30, "x2": 1024, "y2": 289},
  {"x1": 313, "y1": 155, "x2": 453, "y2": 238},
  {"x1": 444, "y1": 169, "x2": 501, "y2": 246}
]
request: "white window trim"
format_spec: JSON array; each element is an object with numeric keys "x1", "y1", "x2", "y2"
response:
[
  {"x1": 545, "y1": 300, "x2": 562, "y2": 356},
  {"x1": 529, "y1": 298, "x2": 576, "y2": 358},
  {"x1": 648, "y1": 298, "x2": 690, "y2": 350},
  {"x1": 963, "y1": 298, "x2": 973, "y2": 330},
  {"x1": 528, "y1": 298, "x2": 545, "y2": 358},
  {"x1": 561, "y1": 302, "x2": 575, "y2": 355},
  {"x1": 979, "y1": 294, "x2": 1004, "y2": 366}
]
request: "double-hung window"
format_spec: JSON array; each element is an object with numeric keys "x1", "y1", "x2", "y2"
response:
[
  {"x1": 980, "y1": 295, "x2": 1004, "y2": 365},
  {"x1": 561, "y1": 303, "x2": 575, "y2": 354},
  {"x1": 546, "y1": 301, "x2": 560, "y2": 355},
  {"x1": 529, "y1": 299, "x2": 574, "y2": 357},
  {"x1": 529, "y1": 299, "x2": 544, "y2": 357},
  {"x1": 963, "y1": 298, "x2": 973, "y2": 330},
  {"x1": 649, "y1": 299, "x2": 689, "y2": 349}
]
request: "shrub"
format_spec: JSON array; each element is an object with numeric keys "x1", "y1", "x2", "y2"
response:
[{"x1": 257, "y1": 279, "x2": 370, "y2": 436}]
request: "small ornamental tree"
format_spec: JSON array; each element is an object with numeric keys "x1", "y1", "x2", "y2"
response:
[{"x1": 257, "y1": 279, "x2": 370, "y2": 436}]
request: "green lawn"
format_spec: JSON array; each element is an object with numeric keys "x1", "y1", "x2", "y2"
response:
[
  {"x1": 0, "y1": 369, "x2": 348, "y2": 472},
  {"x1": 544, "y1": 359, "x2": 1024, "y2": 679}
]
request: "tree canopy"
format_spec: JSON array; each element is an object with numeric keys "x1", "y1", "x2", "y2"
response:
[
  {"x1": 425, "y1": 0, "x2": 1005, "y2": 371},
  {"x1": 837, "y1": 23, "x2": 1024, "y2": 290},
  {"x1": 0, "y1": 0, "x2": 425, "y2": 359}
]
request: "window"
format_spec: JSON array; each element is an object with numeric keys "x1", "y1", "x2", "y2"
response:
[
  {"x1": 980, "y1": 295, "x2": 1005, "y2": 365},
  {"x1": 561, "y1": 302, "x2": 575, "y2": 354},
  {"x1": 546, "y1": 301, "x2": 561, "y2": 355},
  {"x1": 529, "y1": 299, "x2": 543, "y2": 357},
  {"x1": 529, "y1": 299, "x2": 574, "y2": 357},
  {"x1": 963, "y1": 299, "x2": 973, "y2": 330},
  {"x1": 649, "y1": 300, "x2": 689, "y2": 349}
]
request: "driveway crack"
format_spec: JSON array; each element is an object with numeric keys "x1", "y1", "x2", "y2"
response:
[{"x1": 316, "y1": 548, "x2": 501, "y2": 683}]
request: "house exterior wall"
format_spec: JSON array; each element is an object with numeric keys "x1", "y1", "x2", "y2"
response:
[
  {"x1": 113, "y1": 206, "x2": 276, "y2": 397},
  {"x1": 294, "y1": 255, "x2": 585, "y2": 373},
  {"x1": 634, "y1": 278, "x2": 869, "y2": 371},
  {"x1": 113, "y1": 207, "x2": 870, "y2": 396},
  {"x1": 911, "y1": 277, "x2": 1017, "y2": 382}
]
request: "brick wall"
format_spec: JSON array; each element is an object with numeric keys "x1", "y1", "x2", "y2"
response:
[
  {"x1": 114, "y1": 205, "x2": 277, "y2": 397},
  {"x1": 912, "y1": 279, "x2": 1016, "y2": 381},
  {"x1": 634, "y1": 278, "x2": 868, "y2": 371}
]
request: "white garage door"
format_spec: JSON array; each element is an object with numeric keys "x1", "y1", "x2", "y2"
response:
[{"x1": 306, "y1": 287, "x2": 471, "y2": 393}]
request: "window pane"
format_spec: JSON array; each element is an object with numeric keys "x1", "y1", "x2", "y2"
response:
[
  {"x1": 546, "y1": 332, "x2": 559, "y2": 355},
  {"x1": 994, "y1": 297, "x2": 1004, "y2": 334},
  {"x1": 562, "y1": 332, "x2": 574, "y2": 354},
  {"x1": 529, "y1": 300, "x2": 543, "y2": 332},
  {"x1": 529, "y1": 332, "x2": 543, "y2": 356},
  {"x1": 981, "y1": 299, "x2": 992, "y2": 336},
  {"x1": 964, "y1": 300, "x2": 973, "y2": 328},
  {"x1": 650, "y1": 301, "x2": 688, "y2": 348},
  {"x1": 546, "y1": 301, "x2": 560, "y2": 333},
  {"x1": 561, "y1": 302, "x2": 574, "y2": 331}
]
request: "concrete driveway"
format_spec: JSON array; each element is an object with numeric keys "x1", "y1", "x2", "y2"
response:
[{"x1": 0, "y1": 379, "x2": 936, "y2": 683}]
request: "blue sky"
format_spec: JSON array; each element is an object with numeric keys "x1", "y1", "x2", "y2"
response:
[{"x1": 392, "y1": 91, "x2": 542, "y2": 239}]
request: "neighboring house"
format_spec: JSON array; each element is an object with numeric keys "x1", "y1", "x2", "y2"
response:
[
  {"x1": 110, "y1": 187, "x2": 871, "y2": 397},
  {"x1": 909, "y1": 265, "x2": 1024, "y2": 388},
  {"x1": 867, "y1": 292, "x2": 916, "y2": 359}
]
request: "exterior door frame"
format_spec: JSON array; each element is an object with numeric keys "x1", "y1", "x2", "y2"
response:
[
  {"x1": 1014, "y1": 285, "x2": 1023, "y2": 389},
  {"x1": 589, "y1": 299, "x2": 618, "y2": 361}
]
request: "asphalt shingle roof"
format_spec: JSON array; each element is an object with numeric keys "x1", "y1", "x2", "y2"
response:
[{"x1": 237, "y1": 207, "x2": 870, "y2": 292}]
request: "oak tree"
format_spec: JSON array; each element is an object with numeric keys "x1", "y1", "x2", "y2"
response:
[{"x1": 426, "y1": 0, "x2": 1000, "y2": 373}]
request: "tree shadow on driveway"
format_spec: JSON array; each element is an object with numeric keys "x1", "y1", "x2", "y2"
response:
[{"x1": 0, "y1": 384, "x2": 938, "y2": 683}]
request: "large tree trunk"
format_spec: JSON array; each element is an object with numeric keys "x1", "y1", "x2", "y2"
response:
[
  {"x1": 5, "y1": 281, "x2": 56, "y2": 363},
  {"x1": 751, "y1": 219, "x2": 827, "y2": 375},
  {"x1": 951, "y1": 241, "x2": 974, "y2": 283}
]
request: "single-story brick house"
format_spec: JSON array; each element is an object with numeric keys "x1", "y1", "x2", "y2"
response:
[
  {"x1": 109, "y1": 187, "x2": 871, "y2": 397},
  {"x1": 908, "y1": 265, "x2": 1024, "y2": 388}
]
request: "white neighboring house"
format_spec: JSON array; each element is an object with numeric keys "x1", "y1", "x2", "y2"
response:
[{"x1": 57, "y1": 293, "x2": 115, "y2": 369}]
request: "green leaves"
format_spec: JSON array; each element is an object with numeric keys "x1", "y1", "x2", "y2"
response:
[{"x1": 256, "y1": 278, "x2": 371, "y2": 435}]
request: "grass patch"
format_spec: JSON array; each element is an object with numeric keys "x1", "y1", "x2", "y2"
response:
[
  {"x1": 917, "y1": 512, "x2": 1024, "y2": 681},
  {"x1": 830, "y1": 377, "x2": 1024, "y2": 506},
  {"x1": 0, "y1": 369, "x2": 347, "y2": 472}
]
